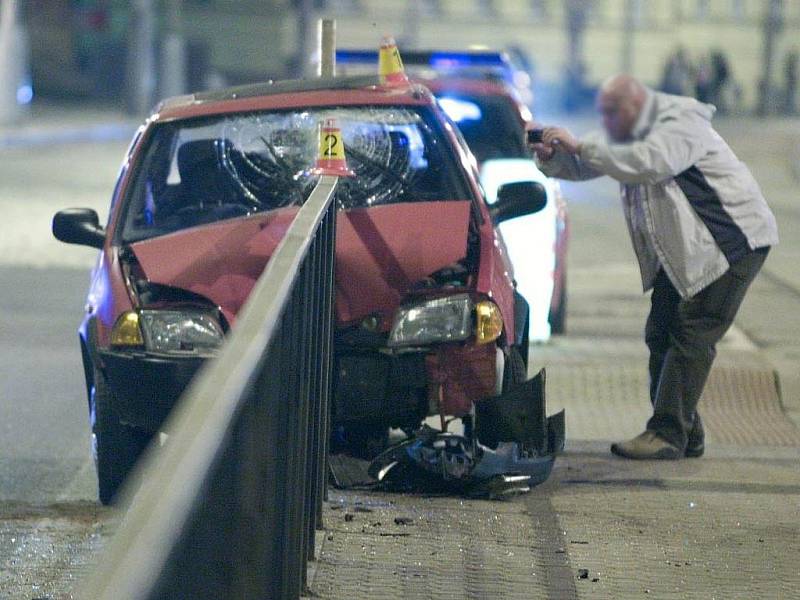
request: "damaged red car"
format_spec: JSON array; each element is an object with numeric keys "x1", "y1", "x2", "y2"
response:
[{"x1": 53, "y1": 75, "x2": 563, "y2": 503}]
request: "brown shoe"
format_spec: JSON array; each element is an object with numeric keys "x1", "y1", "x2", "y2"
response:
[
  {"x1": 610, "y1": 431, "x2": 682, "y2": 460},
  {"x1": 685, "y1": 427, "x2": 704, "y2": 458}
]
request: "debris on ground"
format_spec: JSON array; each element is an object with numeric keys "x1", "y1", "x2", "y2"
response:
[{"x1": 329, "y1": 371, "x2": 565, "y2": 499}]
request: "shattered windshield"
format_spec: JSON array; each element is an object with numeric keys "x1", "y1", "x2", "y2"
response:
[{"x1": 120, "y1": 106, "x2": 469, "y2": 242}]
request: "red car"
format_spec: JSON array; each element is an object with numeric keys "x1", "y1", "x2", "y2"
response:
[{"x1": 53, "y1": 75, "x2": 551, "y2": 503}]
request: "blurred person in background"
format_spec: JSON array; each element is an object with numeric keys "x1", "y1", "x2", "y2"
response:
[
  {"x1": 660, "y1": 46, "x2": 693, "y2": 97},
  {"x1": 783, "y1": 48, "x2": 798, "y2": 115},
  {"x1": 708, "y1": 49, "x2": 731, "y2": 114},
  {"x1": 694, "y1": 53, "x2": 713, "y2": 104},
  {"x1": 528, "y1": 74, "x2": 778, "y2": 460}
]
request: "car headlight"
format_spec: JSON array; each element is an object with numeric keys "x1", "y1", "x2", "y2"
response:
[
  {"x1": 474, "y1": 300, "x2": 503, "y2": 345},
  {"x1": 110, "y1": 311, "x2": 145, "y2": 347},
  {"x1": 388, "y1": 294, "x2": 473, "y2": 347},
  {"x1": 138, "y1": 310, "x2": 224, "y2": 355}
]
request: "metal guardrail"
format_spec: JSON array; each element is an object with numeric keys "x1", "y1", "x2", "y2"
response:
[{"x1": 81, "y1": 175, "x2": 339, "y2": 600}]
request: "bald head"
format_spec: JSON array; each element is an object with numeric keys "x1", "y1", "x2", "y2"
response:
[{"x1": 597, "y1": 74, "x2": 648, "y2": 141}]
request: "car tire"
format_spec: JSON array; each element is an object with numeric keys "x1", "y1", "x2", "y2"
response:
[
  {"x1": 549, "y1": 274, "x2": 567, "y2": 335},
  {"x1": 333, "y1": 421, "x2": 390, "y2": 460},
  {"x1": 91, "y1": 366, "x2": 151, "y2": 505}
]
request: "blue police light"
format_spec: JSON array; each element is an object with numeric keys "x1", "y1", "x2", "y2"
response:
[
  {"x1": 427, "y1": 51, "x2": 507, "y2": 68},
  {"x1": 336, "y1": 50, "x2": 378, "y2": 64},
  {"x1": 335, "y1": 49, "x2": 509, "y2": 69},
  {"x1": 16, "y1": 84, "x2": 33, "y2": 105},
  {"x1": 437, "y1": 97, "x2": 482, "y2": 123}
]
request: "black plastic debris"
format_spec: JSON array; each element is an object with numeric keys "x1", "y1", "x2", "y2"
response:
[
  {"x1": 577, "y1": 569, "x2": 589, "y2": 579},
  {"x1": 329, "y1": 453, "x2": 374, "y2": 488},
  {"x1": 475, "y1": 369, "x2": 550, "y2": 451},
  {"x1": 329, "y1": 369, "x2": 565, "y2": 498}
]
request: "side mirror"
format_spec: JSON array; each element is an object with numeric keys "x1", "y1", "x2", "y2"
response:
[
  {"x1": 53, "y1": 208, "x2": 106, "y2": 249},
  {"x1": 490, "y1": 181, "x2": 547, "y2": 224}
]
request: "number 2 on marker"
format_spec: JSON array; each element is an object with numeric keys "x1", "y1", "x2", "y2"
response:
[{"x1": 323, "y1": 134, "x2": 338, "y2": 157}]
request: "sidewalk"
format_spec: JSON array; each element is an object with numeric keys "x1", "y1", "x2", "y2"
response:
[
  {"x1": 308, "y1": 253, "x2": 800, "y2": 598},
  {"x1": 307, "y1": 115, "x2": 800, "y2": 599},
  {"x1": 716, "y1": 117, "x2": 800, "y2": 427}
]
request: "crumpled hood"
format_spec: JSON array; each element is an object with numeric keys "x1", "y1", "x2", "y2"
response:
[
  {"x1": 130, "y1": 207, "x2": 300, "y2": 323},
  {"x1": 130, "y1": 201, "x2": 472, "y2": 327},
  {"x1": 335, "y1": 201, "x2": 472, "y2": 325}
]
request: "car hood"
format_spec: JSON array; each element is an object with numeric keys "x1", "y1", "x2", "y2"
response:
[{"x1": 130, "y1": 201, "x2": 472, "y2": 327}]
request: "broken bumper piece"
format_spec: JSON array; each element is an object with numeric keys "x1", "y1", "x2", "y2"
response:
[{"x1": 365, "y1": 369, "x2": 565, "y2": 498}]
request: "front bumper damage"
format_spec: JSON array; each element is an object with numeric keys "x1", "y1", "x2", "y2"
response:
[
  {"x1": 98, "y1": 349, "x2": 206, "y2": 432},
  {"x1": 331, "y1": 369, "x2": 565, "y2": 498}
]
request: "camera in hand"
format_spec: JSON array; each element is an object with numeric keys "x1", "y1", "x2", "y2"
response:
[{"x1": 527, "y1": 128, "x2": 544, "y2": 144}]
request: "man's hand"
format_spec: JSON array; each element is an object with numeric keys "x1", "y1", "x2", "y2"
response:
[
  {"x1": 543, "y1": 126, "x2": 581, "y2": 155},
  {"x1": 531, "y1": 142, "x2": 555, "y2": 162},
  {"x1": 526, "y1": 122, "x2": 556, "y2": 161}
]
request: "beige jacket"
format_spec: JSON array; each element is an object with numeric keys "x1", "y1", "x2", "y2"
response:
[{"x1": 536, "y1": 90, "x2": 778, "y2": 298}]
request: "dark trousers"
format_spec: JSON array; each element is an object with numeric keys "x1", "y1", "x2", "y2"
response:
[{"x1": 645, "y1": 248, "x2": 769, "y2": 449}]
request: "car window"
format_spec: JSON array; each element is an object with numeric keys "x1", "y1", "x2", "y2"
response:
[
  {"x1": 436, "y1": 93, "x2": 527, "y2": 163},
  {"x1": 119, "y1": 106, "x2": 470, "y2": 243}
]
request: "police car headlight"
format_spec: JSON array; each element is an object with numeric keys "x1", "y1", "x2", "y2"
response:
[{"x1": 388, "y1": 294, "x2": 473, "y2": 347}]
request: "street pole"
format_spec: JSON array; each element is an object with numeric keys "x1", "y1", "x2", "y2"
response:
[
  {"x1": 294, "y1": 0, "x2": 314, "y2": 78},
  {"x1": 401, "y1": 0, "x2": 420, "y2": 48},
  {"x1": 757, "y1": 0, "x2": 784, "y2": 116},
  {"x1": 621, "y1": 0, "x2": 635, "y2": 75},
  {"x1": 0, "y1": 0, "x2": 31, "y2": 124},
  {"x1": 127, "y1": 0, "x2": 157, "y2": 115},
  {"x1": 565, "y1": 0, "x2": 587, "y2": 76},
  {"x1": 564, "y1": 0, "x2": 588, "y2": 111},
  {"x1": 160, "y1": 0, "x2": 187, "y2": 98},
  {"x1": 318, "y1": 19, "x2": 336, "y2": 79}
]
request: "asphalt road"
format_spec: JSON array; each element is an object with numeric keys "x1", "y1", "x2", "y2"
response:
[
  {"x1": 0, "y1": 266, "x2": 94, "y2": 502},
  {"x1": 0, "y1": 139, "x2": 127, "y2": 506},
  {"x1": 0, "y1": 139, "x2": 126, "y2": 598}
]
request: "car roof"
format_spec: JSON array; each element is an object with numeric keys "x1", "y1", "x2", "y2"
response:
[
  {"x1": 415, "y1": 75, "x2": 532, "y2": 123},
  {"x1": 153, "y1": 75, "x2": 437, "y2": 122},
  {"x1": 418, "y1": 75, "x2": 518, "y2": 99}
]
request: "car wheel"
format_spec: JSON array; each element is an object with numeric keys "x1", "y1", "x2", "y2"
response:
[
  {"x1": 91, "y1": 366, "x2": 152, "y2": 505},
  {"x1": 549, "y1": 274, "x2": 567, "y2": 335}
]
